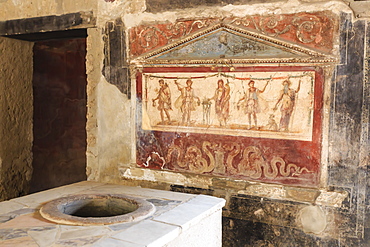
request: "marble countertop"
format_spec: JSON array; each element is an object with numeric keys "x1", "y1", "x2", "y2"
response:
[{"x1": 0, "y1": 181, "x2": 225, "y2": 246}]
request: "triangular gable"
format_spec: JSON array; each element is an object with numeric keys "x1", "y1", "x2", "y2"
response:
[
  {"x1": 132, "y1": 23, "x2": 335, "y2": 65},
  {"x1": 153, "y1": 29, "x2": 305, "y2": 60}
]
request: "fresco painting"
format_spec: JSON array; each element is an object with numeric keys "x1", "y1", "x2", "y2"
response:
[
  {"x1": 129, "y1": 11, "x2": 335, "y2": 58},
  {"x1": 132, "y1": 14, "x2": 328, "y2": 187},
  {"x1": 142, "y1": 70, "x2": 315, "y2": 141},
  {"x1": 140, "y1": 133, "x2": 320, "y2": 186},
  {"x1": 151, "y1": 29, "x2": 306, "y2": 61},
  {"x1": 136, "y1": 67, "x2": 323, "y2": 187}
]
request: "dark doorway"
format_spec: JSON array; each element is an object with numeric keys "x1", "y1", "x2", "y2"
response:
[{"x1": 29, "y1": 38, "x2": 87, "y2": 193}]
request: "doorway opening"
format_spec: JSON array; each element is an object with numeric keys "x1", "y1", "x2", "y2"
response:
[{"x1": 29, "y1": 35, "x2": 87, "y2": 193}]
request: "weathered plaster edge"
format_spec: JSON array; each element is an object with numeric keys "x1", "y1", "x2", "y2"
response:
[
  {"x1": 130, "y1": 67, "x2": 137, "y2": 165},
  {"x1": 347, "y1": 1, "x2": 370, "y2": 18},
  {"x1": 123, "y1": 0, "x2": 351, "y2": 28},
  {"x1": 319, "y1": 66, "x2": 337, "y2": 189},
  {"x1": 119, "y1": 167, "x2": 348, "y2": 207},
  {"x1": 120, "y1": 167, "x2": 213, "y2": 189},
  {"x1": 86, "y1": 27, "x2": 103, "y2": 181}
]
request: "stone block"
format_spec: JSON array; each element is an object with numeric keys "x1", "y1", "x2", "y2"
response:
[
  {"x1": 285, "y1": 187, "x2": 320, "y2": 203},
  {"x1": 222, "y1": 217, "x2": 339, "y2": 247},
  {"x1": 211, "y1": 178, "x2": 247, "y2": 190},
  {"x1": 0, "y1": 12, "x2": 95, "y2": 36},
  {"x1": 170, "y1": 185, "x2": 214, "y2": 196},
  {"x1": 226, "y1": 195, "x2": 304, "y2": 228}
]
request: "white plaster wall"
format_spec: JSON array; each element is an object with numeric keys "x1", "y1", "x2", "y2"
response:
[
  {"x1": 97, "y1": 0, "x2": 145, "y2": 25},
  {"x1": 85, "y1": 27, "x2": 133, "y2": 184},
  {"x1": 84, "y1": 0, "x2": 148, "y2": 184},
  {"x1": 96, "y1": 80, "x2": 132, "y2": 183},
  {"x1": 0, "y1": 37, "x2": 33, "y2": 201}
]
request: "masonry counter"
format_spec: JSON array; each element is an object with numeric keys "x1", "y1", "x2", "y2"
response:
[{"x1": 0, "y1": 181, "x2": 225, "y2": 246}]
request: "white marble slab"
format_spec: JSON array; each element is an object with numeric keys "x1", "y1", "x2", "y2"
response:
[
  {"x1": 153, "y1": 194, "x2": 225, "y2": 231},
  {"x1": 0, "y1": 181, "x2": 225, "y2": 247},
  {"x1": 0, "y1": 201, "x2": 25, "y2": 215},
  {"x1": 112, "y1": 220, "x2": 181, "y2": 247},
  {"x1": 93, "y1": 237, "x2": 145, "y2": 247}
]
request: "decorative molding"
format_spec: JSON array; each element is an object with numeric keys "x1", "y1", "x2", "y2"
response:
[
  {"x1": 129, "y1": 12, "x2": 336, "y2": 59},
  {"x1": 140, "y1": 24, "x2": 324, "y2": 60},
  {"x1": 138, "y1": 58, "x2": 336, "y2": 65}
]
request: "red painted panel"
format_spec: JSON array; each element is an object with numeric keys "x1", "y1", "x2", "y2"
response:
[
  {"x1": 31, "y1": 39, "x2": 87, "y2": 193},
  {"x1": 136, "y1": 66, "x2": 323, "y2": 187}
]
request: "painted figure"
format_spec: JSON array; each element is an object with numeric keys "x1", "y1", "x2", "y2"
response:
[
  {"x1": 238, "y1": 80, "x2": 269, "y2": 129},
  {"x1": 175, "y1": 79, "x2": 201, "y2": 125},
  {"x1": 265, "y1": 114, "x2": 278, "y2": 131},
  {"x1": 202, "y1": 98, "x2": 212, "y2": 125},
  {"x1": 273, "y1": 79, "x2": 301, "y2": 131},
  {"x1": 209, "y1": 79, "x2": 230, "y2": 126},
  {"x1": 152, "y1": 79, "x2": 172, "y2": 124}
]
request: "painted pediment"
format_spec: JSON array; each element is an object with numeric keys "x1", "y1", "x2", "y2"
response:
[{"x1": 133, "y1": 24, "x2": 334, "y2": 64}]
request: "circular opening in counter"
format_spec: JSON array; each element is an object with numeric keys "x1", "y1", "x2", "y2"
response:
[{"x1": 40, "y1": 194, "x2": 155, "y2": 226}]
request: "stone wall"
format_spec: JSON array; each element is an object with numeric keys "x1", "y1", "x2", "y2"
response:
[
  {"x1": 0, "y1": 37, "x2": 33, "y2": 201},
  {"x1": 327, "y1": 13, "x2": 370, "y2": 245},
  {"x1": 0, "y1": 0, "x2": 97, "y2": 21}
]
